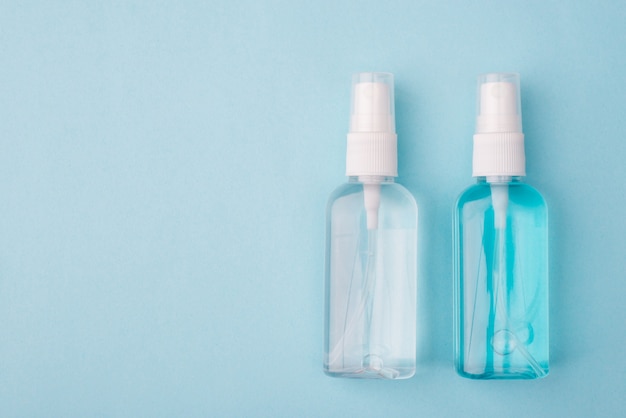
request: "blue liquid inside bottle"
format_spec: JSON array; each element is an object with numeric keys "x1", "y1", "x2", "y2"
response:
[{"x1": 454, "y1": 176, "x2": 548, "y2": 379}]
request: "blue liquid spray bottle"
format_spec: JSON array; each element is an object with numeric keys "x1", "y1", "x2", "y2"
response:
[{"x1": 454, "y1": 73, "x2": 549, "y2": 379}]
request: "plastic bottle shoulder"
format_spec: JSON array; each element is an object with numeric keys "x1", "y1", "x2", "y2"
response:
[
  {"x1": 456, "y1": 182, "x2": 546, "y2": 210},
  {"x1": 327, "y1": 181, "x2": 416, "y2": 209}
]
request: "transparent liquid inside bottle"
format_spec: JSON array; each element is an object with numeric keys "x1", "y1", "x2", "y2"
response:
[
  {"x1": 324, "y1": 178, "x2": 417, "y2": 379},
  {"x1": 454, "y1": 177, "x2": 549, "y2": 379}
]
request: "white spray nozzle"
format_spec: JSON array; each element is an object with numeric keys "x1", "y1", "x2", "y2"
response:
[
  {"x1": 476, "y1": 73, "x2": 522, "y2": 134},
  {"x1": 350, "y1": 73, "x2": 395, "y2": 134},
  {"x1": 472, "y1": 73, "x2": 526, "y2": 177},
  {"x1": 345, "y1": 72, "x2": 398, "y2": 177}
]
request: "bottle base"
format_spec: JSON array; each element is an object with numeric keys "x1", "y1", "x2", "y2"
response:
[
  {"x1": 324, "y1": 365, "x2": 415, "y2": 380},
  {"x1": 456, "y1": 366, "x2": 549, "y2": 380}
]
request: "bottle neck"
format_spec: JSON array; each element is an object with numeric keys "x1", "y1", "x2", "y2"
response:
[
  {"x1": 476, "y1": 175, "x2": 523, "y2": 185},
  {"x1": 348, "y1": 175, "x2": 395, "y2": 184}
]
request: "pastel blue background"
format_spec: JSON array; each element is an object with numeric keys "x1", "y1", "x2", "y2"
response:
[{"x1": 1, "y1": 1, "x2": 625, "y2": 416}]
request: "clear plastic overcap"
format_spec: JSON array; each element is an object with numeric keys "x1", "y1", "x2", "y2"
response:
[
  {"x1": 476, "y1": 73, "x2": 522, "y2": 134},
  {"x1": 350, "y1": 72, "x2": 395, "y2": 133}
]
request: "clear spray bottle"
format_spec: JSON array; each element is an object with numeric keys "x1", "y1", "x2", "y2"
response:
[
  {"x1": 324, "y1": 73, "x2": 417, "y2": 379},
  {"x1": 454, "y1": 73, "x2": 549, "y2": 379}
]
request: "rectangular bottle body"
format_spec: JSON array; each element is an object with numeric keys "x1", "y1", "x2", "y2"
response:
[
  {"x1": 324, "y1": 181, "x2": 417, "y2": 379},
  {"x1": 454, "y1": 181, "x2": 548, "y2": 379}
]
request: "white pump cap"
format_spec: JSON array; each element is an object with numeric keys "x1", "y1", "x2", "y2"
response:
[
  {"x1": 472, "y1": 73, "x2": 526, "y2": 177},
  {"x1": 346, "y1": 72, "x2": 398, "y2": 177}
]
